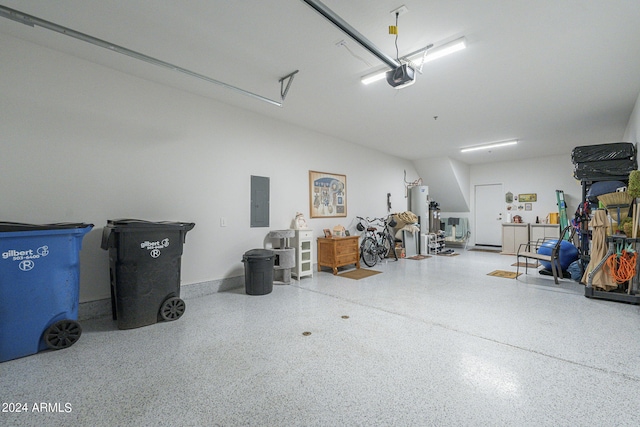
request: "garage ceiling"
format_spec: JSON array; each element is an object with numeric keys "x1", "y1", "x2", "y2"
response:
[{"x1": 1, "y1": 0, "x2": 640, "y2": 164}]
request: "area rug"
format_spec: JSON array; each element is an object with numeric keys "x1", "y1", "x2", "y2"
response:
[
  {"x1": 338, "y1": 269, "x2": 382, "y2": 280},
  {"x1": 511, "y1": 262, "x2": 539, "y2": 268},
  {"x1": 407, "y1": 255, "x2": 431, "y2": 260},
  {"x1": 487, "y1": 270, "x2": 522, "y2": 279}
]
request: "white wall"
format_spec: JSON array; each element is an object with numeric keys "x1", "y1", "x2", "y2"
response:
[
  {"x1": 0, "y1": 34, "x2": 416, "y2": 303},
  {"x1": 463, "y1": 155, "x2": 580, "y2": 245},
  {"x1": 433, "y1": 155, "x2": 580, "y2": 245},
  {"x1": 450, "y1": 158, "x2": 471, "y2": 210},
  {"x1": 412, "y1": 157, "x2": 470, "y2": 212},
  {"x1": 623, "y1": 91, "x2": 640, "y2": 143}
]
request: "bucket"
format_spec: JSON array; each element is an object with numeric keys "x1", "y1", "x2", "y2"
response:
[{"x1": 549, "y1": 213, "x2": 559, "y2": 224}]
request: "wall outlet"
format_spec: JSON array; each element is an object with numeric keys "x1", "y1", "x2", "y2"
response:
[{"x1": 220, "y1": 217, "x2": 227, "y2": 227}]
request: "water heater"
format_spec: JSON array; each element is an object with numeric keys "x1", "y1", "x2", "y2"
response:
[{"x1": 409, "y1": 186, "x2": 429, "y2": 233}]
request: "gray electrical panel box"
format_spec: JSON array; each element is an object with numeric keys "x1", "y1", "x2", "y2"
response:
[{"x1": 251, "y1": 175, "x2": 270, "y2": 227}]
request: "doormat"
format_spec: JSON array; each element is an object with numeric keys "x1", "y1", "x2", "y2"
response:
[
  {"x1": 469, "y1": 247, "x2": 501, "y2": 253},
  {"x1": 511, "y1": 262, "x2": 539, "y2": 268},
  {"x1": 407, "y1": 255, "x2": 431, "y2": 260},
  {"x1": 437, "y1": 252, "x2": 460, "y2": 257},
  {"x1": 338, "y1": 269, "x2": 382, "y2": 280},
  {"x1": 487, "y1": 270, "x2": 521, "y2": 279}
]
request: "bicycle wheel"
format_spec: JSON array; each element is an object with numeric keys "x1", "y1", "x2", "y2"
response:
[
  {"x1": 382, "y1": 234, "x2": 397, "y2": 261},
  {"x1": 361, "y1": 237, "x2": 378, "y2": 267}
]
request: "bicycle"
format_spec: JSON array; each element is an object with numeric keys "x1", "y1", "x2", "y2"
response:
[{"x1": 356, "y1": 216, "x2": 399, "y2": 267}]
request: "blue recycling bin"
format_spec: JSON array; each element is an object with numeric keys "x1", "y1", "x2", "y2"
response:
[{"x1": 0, "y1": 222, "x2": 93, "y2": 362}]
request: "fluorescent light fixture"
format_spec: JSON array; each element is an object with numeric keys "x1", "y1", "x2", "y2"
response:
[
  {"x1": 362, "y1": 71, "x2": 388, "y2": 85},
  {"x1": 361, "y1": 37, "x2": 467, "y2": 85},
  {"x1": 460, "y1": 140, "x2": 518, "y2": 153}
]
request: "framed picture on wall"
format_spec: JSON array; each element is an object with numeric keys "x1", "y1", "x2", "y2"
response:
[
  {"x1": 519, "y1": 193, "x2": 537, "y2": 202},
  {"x1": 309, "y1": 171, "x2": 347, "y2": 218},
  {"x1": 525, "y1": 203, "x2": 532, "y2": 211}
]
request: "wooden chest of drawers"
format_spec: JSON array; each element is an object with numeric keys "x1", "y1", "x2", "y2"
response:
[{"x1": 317, "y1": 236, "x2": 360, "y2": 275}]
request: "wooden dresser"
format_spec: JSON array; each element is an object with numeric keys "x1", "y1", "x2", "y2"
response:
[{"x1": 317, "y1": 236, "x2": 360, "y2": 275}]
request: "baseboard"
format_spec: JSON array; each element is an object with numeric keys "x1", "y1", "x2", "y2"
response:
[
  {"x1": 78, "y1": 298, "x2": 112, "y2": 321},
  {"x1": 77, "y1": 275, "x2": 245, "y2": 321},
  {"x1": 180, "y1": 276, "x2": 244, "y2": 299},
  {"x1": 444, "y1": 241, "x2": 467, "y2": 247}
]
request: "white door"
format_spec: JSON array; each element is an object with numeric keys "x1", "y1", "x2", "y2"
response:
[{"x1": 474, "y1": 184, "x2": 504, "y2": 246}]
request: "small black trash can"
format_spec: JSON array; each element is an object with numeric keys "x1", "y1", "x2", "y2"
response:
[
  {"x1": 101, "y1": 219, "x2": 195, "y2": 329},
  {"x1": 242, "y1": 249, "x2": 275, "y2": 295}
]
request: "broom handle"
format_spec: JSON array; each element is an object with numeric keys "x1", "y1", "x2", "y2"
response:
[
  {"x1": 633, "y1": 202, "x2": 637, "y2": 238},
  {"x1": 633, "y1": 203, "x2": 636, "y2": 239},
  {"x1": 633, "y1": 200, "x2": 639, "y2": 294},
  {"x1": 631, "y1": 199, "x2": 638, "y2": 239}
]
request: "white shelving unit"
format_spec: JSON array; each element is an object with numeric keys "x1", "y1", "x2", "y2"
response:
[
  {"x1": 292, "y1": 229, "x2": 313, "y2": 279},
  {"x1": 426, "y1": 232, "x2": 446, "y2": 255}
]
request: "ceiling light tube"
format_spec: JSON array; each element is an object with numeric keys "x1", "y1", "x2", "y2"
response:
[
  {"x1": 361, "y1": 37, "x2": 467, "y2": 85},
  {"x1": 460, "y1": 140, "x2": 518, "y2": 153},
  {"x1": 361, "y1": 71, "x2": 388, "y2": 85}
]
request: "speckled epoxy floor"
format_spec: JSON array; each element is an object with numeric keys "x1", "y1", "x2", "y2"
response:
[{"x1": 3, "y1": 249, "x2": 640, "y2": 426}]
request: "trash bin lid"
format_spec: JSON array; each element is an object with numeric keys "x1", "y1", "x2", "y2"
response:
[
  {"x1": 0, "y1": 222, "x2": 93, "y2": 232},
  {"x1": 243, "y1": 249, "x2": 275, "y2": 260},
  {"x1": 105, "y1": 219, "x2": 195, "y2": 231},
  {"x1": 101, "y1": 219, "x2": 195, "y2": 250}
]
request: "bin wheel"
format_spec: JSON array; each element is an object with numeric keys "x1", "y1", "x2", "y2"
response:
[
  {"x1": 160, "y1": 297, "x2": 186, "y2": 321},
  {"x1": 43, "y1": 320, "x2": 82, "y2": 350}
]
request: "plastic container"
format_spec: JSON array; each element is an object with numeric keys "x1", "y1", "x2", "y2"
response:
[
  {"x1": 0, "y1": 222, "x2": 93, "y2": 362},
  {"x1": 242, "y1": 249, "x2": 275, "y2": 295},
  {"x1": 573, "y1": 158, "x2": 638, "y2": 180},
  {"x1": 571, "y1": 142, "x2": 636, "y2": 164},
  {"x1": 101, "y1": 219, "x2": 195, "y2": 330}
]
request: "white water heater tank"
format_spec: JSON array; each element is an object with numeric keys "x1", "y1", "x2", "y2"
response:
[{"x1": 409, "y1": 186, "x2": 429, "y2": 233}]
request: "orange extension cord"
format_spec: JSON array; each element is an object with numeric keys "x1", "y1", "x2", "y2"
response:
[{"x1": 606, "y1": 250, "x2": 637, "y2": 284}]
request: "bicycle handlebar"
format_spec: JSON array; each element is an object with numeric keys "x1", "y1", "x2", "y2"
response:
[{"x1": 357, "y1": 216, "x2": 393, "y2": 227}]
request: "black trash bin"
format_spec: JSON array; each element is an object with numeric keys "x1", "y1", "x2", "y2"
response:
[
  {"x1": 101, "y1": 219, "x2": 195, "y2": 329},
  {"x1": 242, "y1": 249, "x2": 275, "y2": 295}
]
